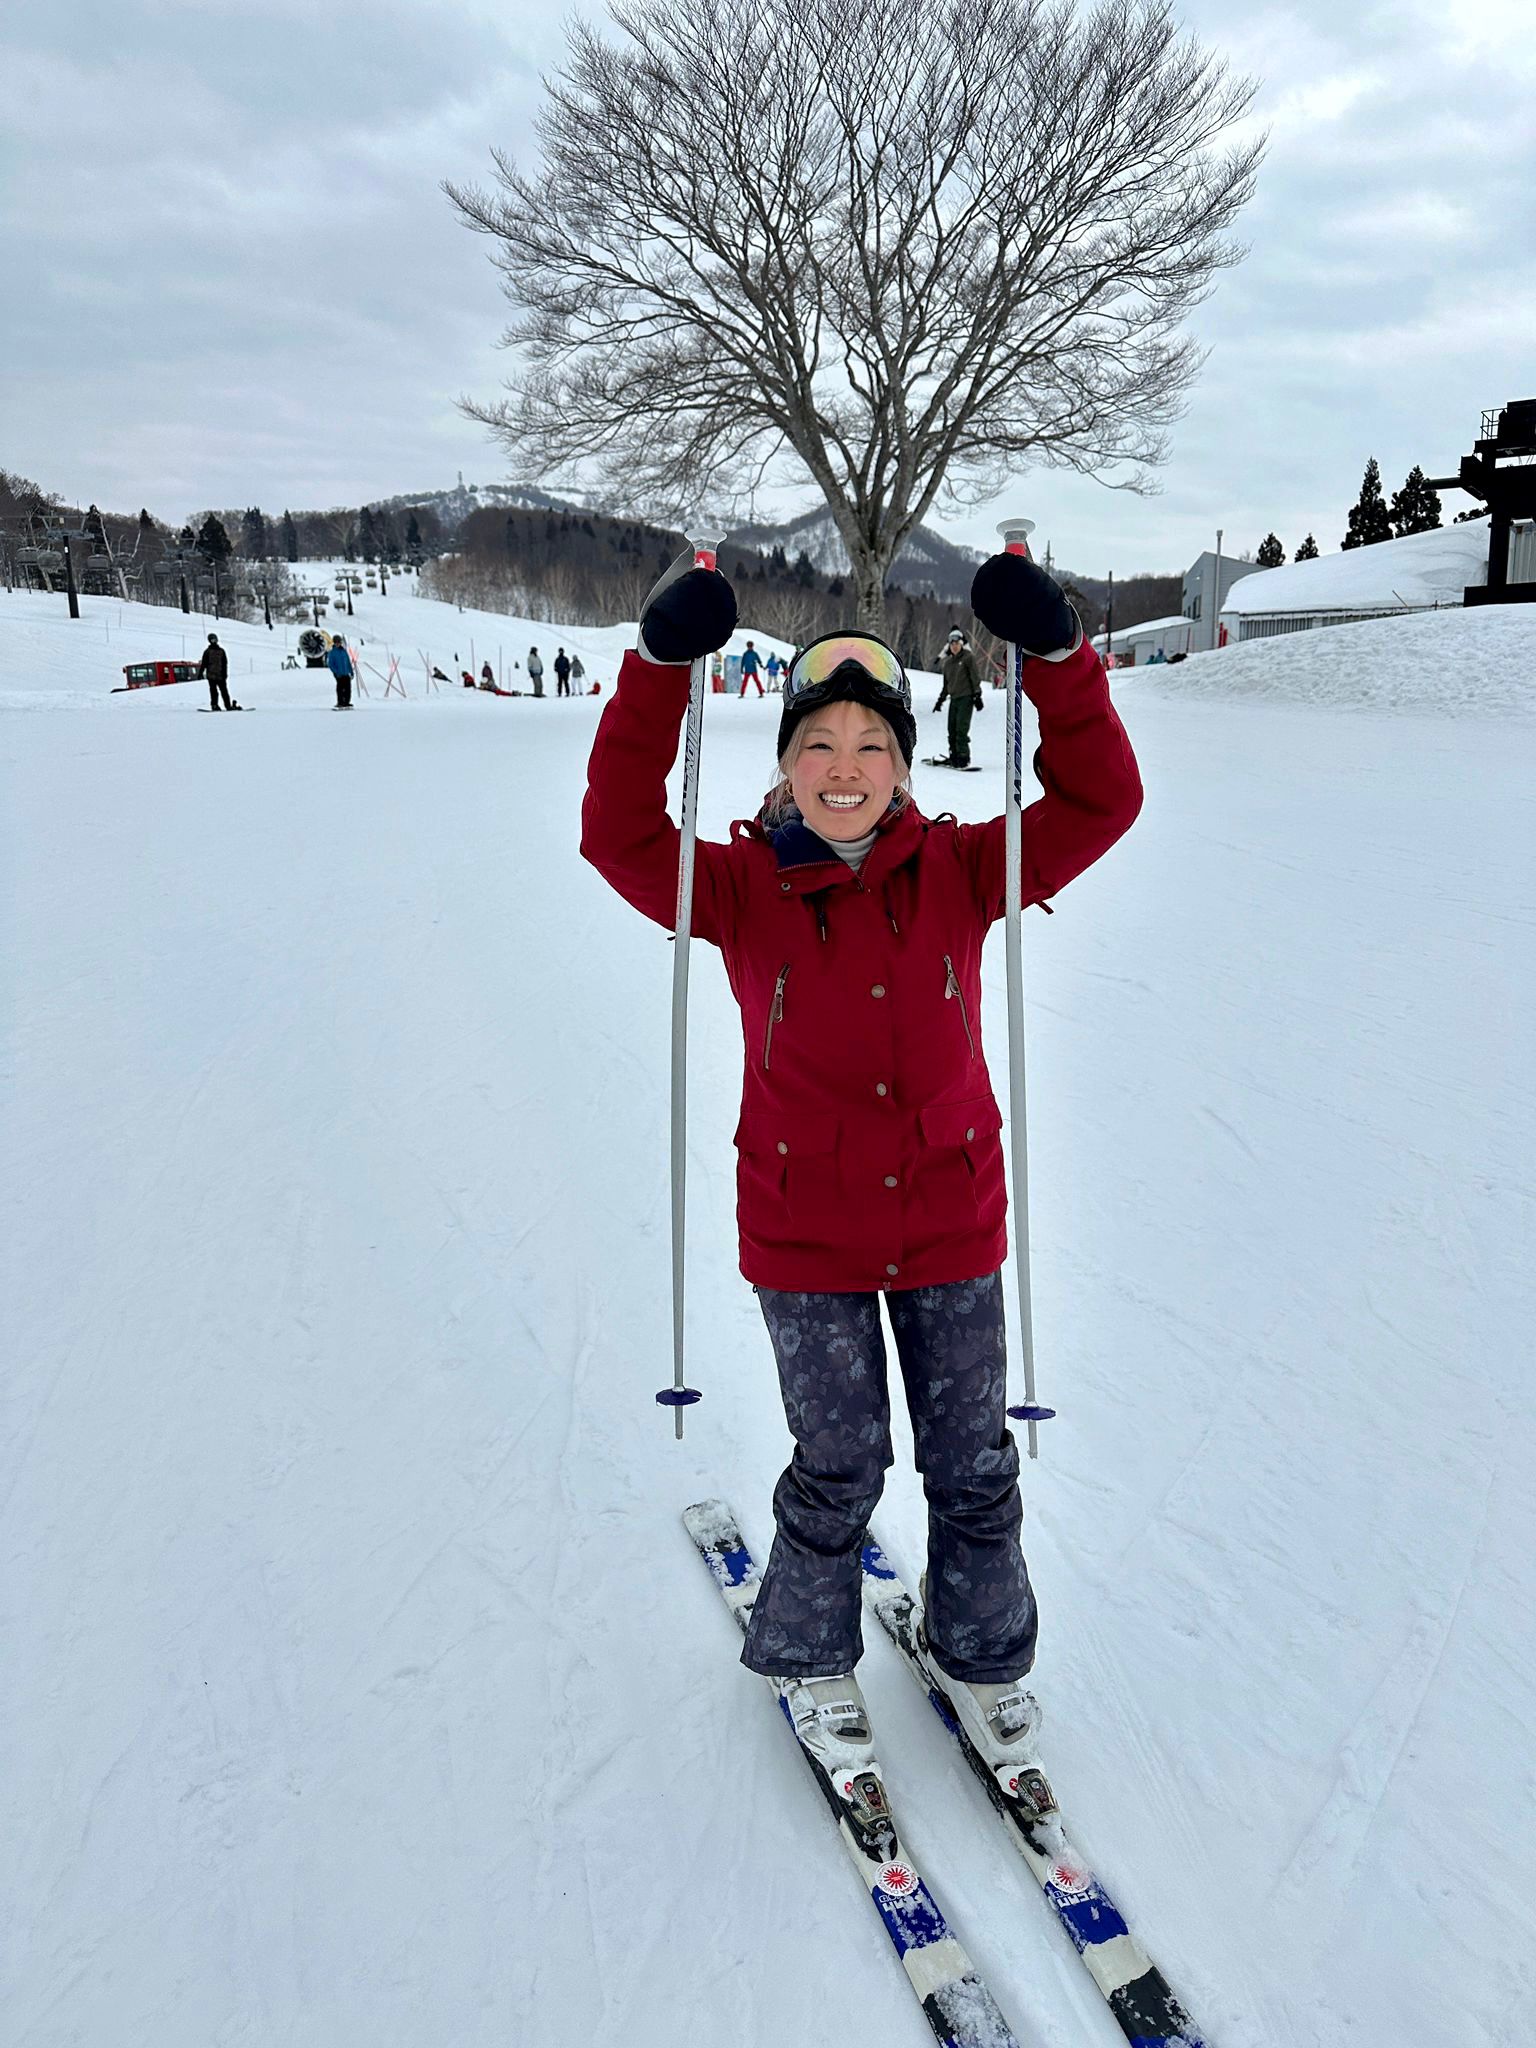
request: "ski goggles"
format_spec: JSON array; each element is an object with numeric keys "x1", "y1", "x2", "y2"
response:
[{"x1": 783, "y1": 632, "x2": 911, "y2": 710}]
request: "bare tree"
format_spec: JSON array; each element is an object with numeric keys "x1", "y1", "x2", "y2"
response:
[{"x1": 448, "y1": 0, "x2": 1261, "y2": 632}]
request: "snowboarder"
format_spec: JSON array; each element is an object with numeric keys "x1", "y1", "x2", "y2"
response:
[
  {"x1": 554, "y1": 648, "x2": 572, "y2": 697},
  {"x1": 739, "y1": 639, "x2": 764, "y2": 696},
  {"x1": 581, "y1": 548, "x2": 1142, "y2": 1782},
  {"x1": 527, "y1": 647, "x2": 545, "y2": 698},
  {"x1": 569, "y1": 653, "x2": 585, "y2": 692},
  {"x1": 198, "y1": 633, "x2": 233, "y2": 712},
  {"x1": 933, "y1": 629, "x2": 983, "y2": 767},
  {"x1": 326, "y1": 635, "x2": 355, "y2": 709}
]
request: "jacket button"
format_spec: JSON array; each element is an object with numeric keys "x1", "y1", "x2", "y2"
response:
[
  {"x1": 965, "y1": 1127, "x2": 975, "y2": 1141},
  {"x1": 870, "y1": 983, "x2": 886, "y2": 998},
  {"x1": 885, "y1": 1263, "x2": 899, "y2": 1277},
  {"x1": 776, "y1": 1140, "x2": 789, "y2": 1155},
  {"x1": 883, "y1": 1174, "x2": 898, "y2": 1188},
  {"x1": 875, "y1": 1082, "x2": 888, "y2": 1097}
]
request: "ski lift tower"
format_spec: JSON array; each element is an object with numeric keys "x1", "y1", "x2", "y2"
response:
[{"x1": 1427, "y1": 398, "x2": 1536, "y2": 605}]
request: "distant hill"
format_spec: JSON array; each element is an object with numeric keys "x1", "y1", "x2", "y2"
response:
[{"x1": 722, "y1": 505, "x2": 984, "y2": 603}]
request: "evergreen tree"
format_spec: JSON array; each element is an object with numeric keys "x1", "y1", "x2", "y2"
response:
[
  {"x1": 196, "y1": 513, "x2": 233, "y2": 565},
  {"x1": 241, "y1": 506, "x2": 269, "y2": 558},
  {"x1": 137, "y1": 508, "x2": 159, "y2": 556},
  {"x1": 357, "y1": 506, "x2": 380, "y2": 561},
  {"x1": 281, "y1": 509, "x2": 299, "y2": 561},
  {"x1": 1294, "y1": 533, "x2": 1319, "y2": 560},
  {"x1": 1388, "y1": 464, "x2": 1442, "y2": 538},
  {"x1": 1256, "y1": 532, "x2": 1285, "y2": 567},
  {"x1": 1453, "y1": 506, "x2": 1489, "y2": 524},
  {"x1": 1341, "y1": 457, "x2": 1392, "y2": 550},
  {"x1": 406, "y1": 511, "x2": 423, "y2": 562}
]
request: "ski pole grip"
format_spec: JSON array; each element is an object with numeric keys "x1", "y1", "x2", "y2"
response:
[
  {"x1": 995, "y1": 515, "x2": 1036, "y2": 560},
  {"x1": 688, "y1": 530, "x2": 724, "y2": 573}
]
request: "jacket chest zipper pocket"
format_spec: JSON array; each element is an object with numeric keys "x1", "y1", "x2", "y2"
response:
[
  {"x1": 943, "y1": 954, "x2": 976, "y2": 1059},
  {"x1": 763, "y1": 963, "x2": 791, "y2": 1069}
]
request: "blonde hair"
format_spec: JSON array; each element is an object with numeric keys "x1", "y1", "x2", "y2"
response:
[{"x1": 761, "y1": 707, "x2": 914, "y2": 827}]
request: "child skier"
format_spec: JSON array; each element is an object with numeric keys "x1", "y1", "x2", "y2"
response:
[{"x1": 581, "y1": 547, "x2": 1141, "y2": 1798}]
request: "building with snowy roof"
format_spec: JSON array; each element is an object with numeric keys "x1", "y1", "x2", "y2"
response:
[
  {"x1": 1089, "y1": 612, "x2": 1196, "y2": 664},
  {"x1": 1217, "y1": 520, "x2": 1493, "y2": 643}
]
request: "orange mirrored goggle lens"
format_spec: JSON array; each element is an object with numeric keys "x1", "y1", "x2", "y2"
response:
[{"x1": 785, "y1": 634, "x2": 909, "y2": 706}]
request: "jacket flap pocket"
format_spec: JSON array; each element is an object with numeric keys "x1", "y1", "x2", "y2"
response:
[
  {"x1": 734, "y1": 1110, "x2": 839, "y2": 1156},
  {"x1": 919, "y1": 1098, "x2": 1002, "y2": 1148}
]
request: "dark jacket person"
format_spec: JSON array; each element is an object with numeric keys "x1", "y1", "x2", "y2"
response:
[{"x1": 199, "y1": 634, "x2": 232, "y2": 711}]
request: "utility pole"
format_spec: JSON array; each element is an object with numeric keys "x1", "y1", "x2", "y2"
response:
[
  {"x1": 63, "y1": 530, "x2": 81, "y2": 620},
  {"x1": 1212, "y1": 529, "x2": 1224, "y2": 651}
]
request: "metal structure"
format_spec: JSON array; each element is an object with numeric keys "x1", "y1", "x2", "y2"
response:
[{"x1": 1427, "y1": 399, "x2": 1536, "y2": 605}]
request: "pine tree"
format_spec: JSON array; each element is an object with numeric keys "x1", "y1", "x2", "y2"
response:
[
  {"x1": 1341, "y1": 458, "x2": 1392, "y2": 550},
  {"x1": 1294, "y1": 533, "x2": 1319, "y2": 560},
  {"x1": 406, "y1": 511, "x2": 423, "y2": 562},
  {"x1": 137, "y1": 508, "x2": 158, "y2": 556},
  {"x1": 357, "y1": 506, "x2": 379, "y2": 561},
  {"x1": 196, "y1": 513, "x2": 233, "y2": 565},
  {"x1": 1388, "y1": 465, "x2": 1442, "y2": 538},
  {"x1": 281, "y1": 509, "x2": 299, "y2": 562},
  {"x1": 1256, "y1": 532, "x2": 1285, "y2": 567},
  {"x1": 241, "y1": 506, "x2": 268, "y2": 558}
]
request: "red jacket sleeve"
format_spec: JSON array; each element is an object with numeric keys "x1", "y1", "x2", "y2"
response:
[
  {"x1": 580, "y1": 648, "x2": 738, "y2": 947},
  {"x1": 957, "y1": 640, "x2": 1143, "y2": 920}
]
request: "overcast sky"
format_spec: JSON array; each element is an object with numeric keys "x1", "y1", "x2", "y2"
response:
[{"x1": 2, "y1": 0, "x2": 1530, "y2": 576}]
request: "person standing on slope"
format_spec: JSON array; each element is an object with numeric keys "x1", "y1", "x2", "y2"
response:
[
  {"x1": 933, "y1": 628, "x2": 983, "y2": 767},
  {"x1": 527, "y1": 647, "x2": 545, "y2": 698},
  {"x1": 326, "y1": 634, "x2": 355, "y2": 709},
  {"x1": 739, "y1": 638, "x2": 765, "y2": 696},
  {"x1": 581, "y1": 546, "x2": 1142, "y2": 1795},
  {"x1": 198, "y1": 632, "x2": 233, "y2": 712}
]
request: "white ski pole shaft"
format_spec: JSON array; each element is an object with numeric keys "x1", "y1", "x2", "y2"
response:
[
  {"x1": 661, "y1": 530, "x2": 723, "y2": 1439},
  {"x1": 995, "y1": 516, "x2": 1052, "y2": 1459}
]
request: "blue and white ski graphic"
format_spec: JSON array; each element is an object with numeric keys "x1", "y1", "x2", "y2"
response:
[
  {"x1": 862, "y1": 1537, "x2": 1211, "y2": 2048},
  {"x1": 684, "y1": 1501, "x2": 1021, "y2": 2048}
]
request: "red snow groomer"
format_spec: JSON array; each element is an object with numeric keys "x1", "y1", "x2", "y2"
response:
[{"x1": 115, "y1": 659, "x2": 201, "y2": 692}]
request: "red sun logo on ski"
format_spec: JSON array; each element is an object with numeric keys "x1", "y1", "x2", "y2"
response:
[{"x1": 873, "y1": 1860, "x2": 919, "y2": 1899}]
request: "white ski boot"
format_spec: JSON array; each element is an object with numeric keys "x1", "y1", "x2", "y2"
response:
[
  {"x1": 774, "y1": 1673, "x2": 896, "y2": 1858},
  {"x1": 915, "y1": 1586, "x2": 1055, "y2": 1818},
  {"x1": 775, "y1": 1673, "x2": 876, "y2": 1775}
]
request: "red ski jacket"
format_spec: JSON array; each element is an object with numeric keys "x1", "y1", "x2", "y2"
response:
[{"x1": 582, "y1": 644, "x2": 1142, "y2": 1291}]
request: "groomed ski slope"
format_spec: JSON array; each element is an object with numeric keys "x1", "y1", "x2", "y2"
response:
[{"x1": 3, "y1": 575, "x2": 1533, "y2": 2048}]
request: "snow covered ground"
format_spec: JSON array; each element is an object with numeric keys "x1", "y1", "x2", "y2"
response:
[{"x1": 3, "y1": 576, "x2": 1533, "y2": 2047}]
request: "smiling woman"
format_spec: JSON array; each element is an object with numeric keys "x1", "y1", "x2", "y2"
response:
[{"x1": 581, "y1": 542, "x2": 1143, "y2": 1824}]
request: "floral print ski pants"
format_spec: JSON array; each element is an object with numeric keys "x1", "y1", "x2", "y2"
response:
[{"x1": 740, "y1": 1270, "x2": 1038, "y2": 1684}]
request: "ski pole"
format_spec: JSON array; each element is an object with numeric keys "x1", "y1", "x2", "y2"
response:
[
  {"x1": 995, "y1": 515, "x2": 1055, "y2": 1460},
  {"x1": 657, "y1": 529, "x2": 724, "y2": 1438}
]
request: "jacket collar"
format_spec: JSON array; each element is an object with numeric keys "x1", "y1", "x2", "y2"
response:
[{"x1": 737, "y1": 801, "x2": 925, "y2": 895}]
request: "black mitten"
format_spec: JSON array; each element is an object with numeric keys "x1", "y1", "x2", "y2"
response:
[
  {"x1": 970, "y1": 553, "x2": 1078, "y2": 656},
  {"x1": 637, "y1": 550, "x2": 738, "y2": 665}
]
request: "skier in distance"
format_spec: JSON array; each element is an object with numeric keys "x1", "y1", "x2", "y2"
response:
[{"x1": 581, "y1": 546, "x2": 1141, "y2": 1786}]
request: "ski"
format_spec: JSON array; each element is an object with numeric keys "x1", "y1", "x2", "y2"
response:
[
  {"x1": 684, "y1": 1501, "x2": 1022, "y2": 2048},
  {"x1": 862, "y1": 1539, "x2": 1210, "y2": 2048},
  {"x1": 922, "y1": 756, "x2": 983, "y2": 772}
]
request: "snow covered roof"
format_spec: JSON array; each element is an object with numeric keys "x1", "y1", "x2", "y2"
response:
[
  {"x1": 1218, "y1": 521, "x2": 1488, "y2": 618},
  {"x1": 1090, "y1": 612, "x2": 1191, "y2": 649}
]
